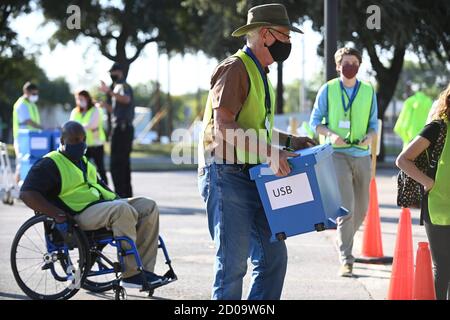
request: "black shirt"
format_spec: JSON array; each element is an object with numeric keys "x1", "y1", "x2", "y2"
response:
[
  {"x1": 21, "y1": 155, "x2": 112, "y2": 214},
  {"x1": 419, "y1": 121, "x2": 443, "y2": 224},
  {"x1": 107, "y1": 80, "x2": 134, "y2": 125}
]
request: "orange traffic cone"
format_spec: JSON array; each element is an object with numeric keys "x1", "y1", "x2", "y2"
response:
[
  {"x1": 413, "y1": 242, "x2": 436, "y2": 300},
  {"x1": 362, "y1": 178, "x2": 384, "y2": 257},
  {"x1": 356, "y1": 178, "x2": 393, "y2": 264},
  {"x1": 387, "y1": 208, "x2": 414, "y2": 300}
]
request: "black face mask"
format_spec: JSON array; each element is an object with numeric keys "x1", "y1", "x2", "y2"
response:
[
  {"x1": 61, "y1": 142, "x2": 87, "y2": 162},
  {"x1": 110, "y1": 74, "x2": 120, "y2": 82},
  {"x1": 265, "y1": 39, "x2": 292, "y2": 62}
]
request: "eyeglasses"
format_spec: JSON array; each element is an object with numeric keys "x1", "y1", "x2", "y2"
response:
[{"x1": 267, "y1": 28, "x2": 291, "y2": 41}]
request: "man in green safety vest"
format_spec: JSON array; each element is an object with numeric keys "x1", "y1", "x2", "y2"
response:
[
  {"x1": 12, "y1": 82, "x2": 43, "y2": 182},
  {"x1": 394, "y1": 90, "x2": 433, "y2": 147},
  {"x1": 12, "y1": 82, "x2": 42, "y2": 141},
  {"x1": 309, "y1": 47, "x2": 379, "y2": 277},
  {"x1": 198, "y1": 3, "x2": 315, "y2": 300},
  {"x1": 20, "y1": 121, "x2": 168, "y2": 289}
]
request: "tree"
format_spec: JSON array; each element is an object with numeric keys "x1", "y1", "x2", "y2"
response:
[
  {"x1": 39, "y1": 0, "x2": 203, "y2": 79},
  {"x1": 0, "y1": 1, "x2": 72, "y2": 142},
  {"x1": 282, "y1": 0, "x2": 450, "y2": 159}
]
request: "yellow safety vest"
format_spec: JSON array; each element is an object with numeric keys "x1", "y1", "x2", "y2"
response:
[
  {"x1": 327, "y1": 78, "x2": 374, "y2": 150},
  {"x1": 12, "y1": 96, "x2": 41, "y2": 140},
  {"x1": 198, "y1": 49, "x2": 275, "y2": 166},
  {"x1": 45, "y1": 151, "x2": 117, "y2": 213},
  {"x1": 70, "y1": 106, "x2": 106, "y2": 146}
]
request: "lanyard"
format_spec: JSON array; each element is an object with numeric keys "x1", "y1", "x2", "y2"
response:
[
  {"x1": 340, "y1": 80, "x2": 360, "y2": 115},
  {"x1": 243, "y1": 46, "x2": 271, "y2": 116}
]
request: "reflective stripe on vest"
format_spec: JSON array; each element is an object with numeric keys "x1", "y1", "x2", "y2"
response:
[
  {"x1": 71, "y1": 106, "x2": 106, "y2": 146},
  {"x1": 327, "y1": 78, "x2": 373, "y2": 150},
  {"x1": 428, "y1": 123, "x2": 450, "y2": 226},
  {"x1": 12, "y1": 97, "x2": 41, "y2": 139},
  {"x1": 198, "y1": 49, "x2": 275, "y2": 166},
  {"x1": 45, "y1": 151, "x2": 116, "y2": 213}
]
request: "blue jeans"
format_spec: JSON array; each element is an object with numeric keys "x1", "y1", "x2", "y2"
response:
[{"x1": 198, "y1": 163, "x2": 288, "y2": 300}]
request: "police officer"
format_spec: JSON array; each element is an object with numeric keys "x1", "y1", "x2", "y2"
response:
[{"x1": 100, "y1": 63, "x2": 135, "y2": 198}]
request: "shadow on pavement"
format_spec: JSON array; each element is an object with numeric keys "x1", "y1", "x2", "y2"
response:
[
  {"x1": 159, "y1": 206, "x2": 205, "y2": 216},
  {"x1": 380, "y1": 216, "x2": 420, "y2": 225},
  {"x1": 0, "y1": 291, "x2": 29, "y2": 300}
]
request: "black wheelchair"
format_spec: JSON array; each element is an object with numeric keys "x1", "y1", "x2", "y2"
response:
[{"x1": 10, "y1": 213, "x2": 177, "y2": 300}]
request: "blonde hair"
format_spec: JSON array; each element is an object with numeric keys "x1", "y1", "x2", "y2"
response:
[{"x1": 433, "y1": 83, "x2": 450, "y2": 121}]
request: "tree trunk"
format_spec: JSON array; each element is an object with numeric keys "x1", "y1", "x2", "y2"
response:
[
  {"x1": 276, "y1": 62, "x2": 284, "y2": 114},
  {"x1": 365, "y1": 44, "x2": 406, "y2": 161}
]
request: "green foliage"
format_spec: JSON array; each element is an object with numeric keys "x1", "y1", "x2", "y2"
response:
[
  {"x1": 0, "y1": 1, "x2": 73, "y2": 141},
  {"x1": 39, "y1": 0, "x2": 204, "y2": 76}
]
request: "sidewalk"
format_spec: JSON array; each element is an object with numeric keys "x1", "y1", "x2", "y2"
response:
[{"x1": 0, "y1": 168, "x2": 426, "y2": 300}]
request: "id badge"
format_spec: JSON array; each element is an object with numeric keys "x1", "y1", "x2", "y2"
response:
[{"x1": 339, "y1": 120, "x2": 351, "y2": 129}]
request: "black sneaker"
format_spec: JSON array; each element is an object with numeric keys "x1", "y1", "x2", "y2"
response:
[
  {"x1": 121, "y1": 274, "x2": 144, "y2": 289},
  {"x1": 144, "y1": 271, "x2": 169, "y2": 287}
]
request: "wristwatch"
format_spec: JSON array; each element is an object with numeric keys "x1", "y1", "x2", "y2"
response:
[{"x1": 285, "y1": 134, "x2": 294, "y2": 151}]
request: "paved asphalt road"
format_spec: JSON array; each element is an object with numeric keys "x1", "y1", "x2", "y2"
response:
[{"x1": 0, "y1": 168, "x2": 427, "y2": 300}]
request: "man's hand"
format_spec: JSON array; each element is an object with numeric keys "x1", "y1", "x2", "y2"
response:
[
  {"x1": 99, "y1": 80, "x2": 111, "y2": 95},
  {"x1": 268, "y1": 148, "x2": 299, "y2": 177},
  {"x1": 290, "y1": 136, "x2": 317, "y2": 151},
  {"x1": 359, "y1": 135, "x2": 373, "y2": 147},
  {"x1": 330, "y1": 133, "x2": 346, "y2": 146}
]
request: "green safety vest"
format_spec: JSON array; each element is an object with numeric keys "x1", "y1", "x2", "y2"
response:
[
  {"x1": 199, "y1": 49, "x2": 275, "y2": 165},
  {"x1": 394, "y1": 92, "x2": 433, "y2": 147},
  {"x1": 71, "y1": 106, "x2": 106, "y2": 146},
  {"x1": 45, "y1": 151, "x2": 117, "y2": 213},
  {"x1": 428, "y1": 123, "x2": 450, "y2": 226},
  {"x1": 327, "y1": 78, "x2": 374, "y2": 150},
  {"x1": 12, "y1": 96, "x2": 41, "y2": 140}
]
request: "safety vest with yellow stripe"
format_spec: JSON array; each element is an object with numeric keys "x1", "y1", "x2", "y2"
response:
[
  {"x1": 45, "y1": 151, "x2": 117, "y2": 214},
  {"x1": 12, "y1": 96, "x2": 41, "y2": 140}
]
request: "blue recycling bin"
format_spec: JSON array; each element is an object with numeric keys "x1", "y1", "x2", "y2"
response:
[
  {"x1": 249, "y1": 144, "x2": 348, "y2": 242},
  {"x1": 19, "y1": 154, "x2": 39, "y2": 182},
  {"x1": 17, "y1": 129, "x2": 52, "y2": 158},
  {"x1": 51, "y1": 129, "x2": 61, "y2": 151}
]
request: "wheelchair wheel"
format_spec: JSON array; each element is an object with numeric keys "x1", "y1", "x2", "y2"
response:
[
  {"x1": 10, "y1": 215, "x2": 89, "y2": 300},
  {"x1": 82, "y1": 243, "x2": 119, "y2": 293}
]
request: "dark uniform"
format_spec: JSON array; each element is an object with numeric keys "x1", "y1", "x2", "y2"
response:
[{"x1": 108, "y1": 80, "x2": 134, "y2": 198}]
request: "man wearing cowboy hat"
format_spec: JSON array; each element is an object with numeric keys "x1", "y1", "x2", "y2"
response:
[{"x1": 198, "y1": 3, "x2": 315, "y2": 300}]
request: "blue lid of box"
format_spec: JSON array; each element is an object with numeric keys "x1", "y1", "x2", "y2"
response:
[{"x1": 249, "y1": 144, "x2": 334, "y2": 180}]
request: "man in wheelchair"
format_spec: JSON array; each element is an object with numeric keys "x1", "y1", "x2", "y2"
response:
[{"x1": 19, "y1": 121, "x2": 169, "y2": 289}]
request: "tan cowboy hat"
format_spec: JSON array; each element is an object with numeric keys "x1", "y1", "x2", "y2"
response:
[{"x1": 232, "y1": 3, "x2": 303, "y2": 37}]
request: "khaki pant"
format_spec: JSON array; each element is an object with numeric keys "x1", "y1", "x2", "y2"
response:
[
  {"x1": 333, "y1": 153, "x2": 371, "y2": 265},
  {"x1": 74, "y1": 197, "x2": 159, "y2": 278}
]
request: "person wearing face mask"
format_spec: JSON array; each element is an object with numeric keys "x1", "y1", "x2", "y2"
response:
[
  {"x1": 309, "y1": 47, "x2": 379, "y2": 277},
  {"x1": 12, "y1": 81, "x2": 43, "y2": 182},
  {"x1": 198, "y1": 3, "x2": 315, "y2": 300},
  {"x1": 99, "y1": 63, "x2": 134, "y2": 198},
  {"x1": 70, "y1": 90, "x2": 108, "y2": 184},
  {"x1": 20, "y1": 121, "x2": 168, "y2": 288}
]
